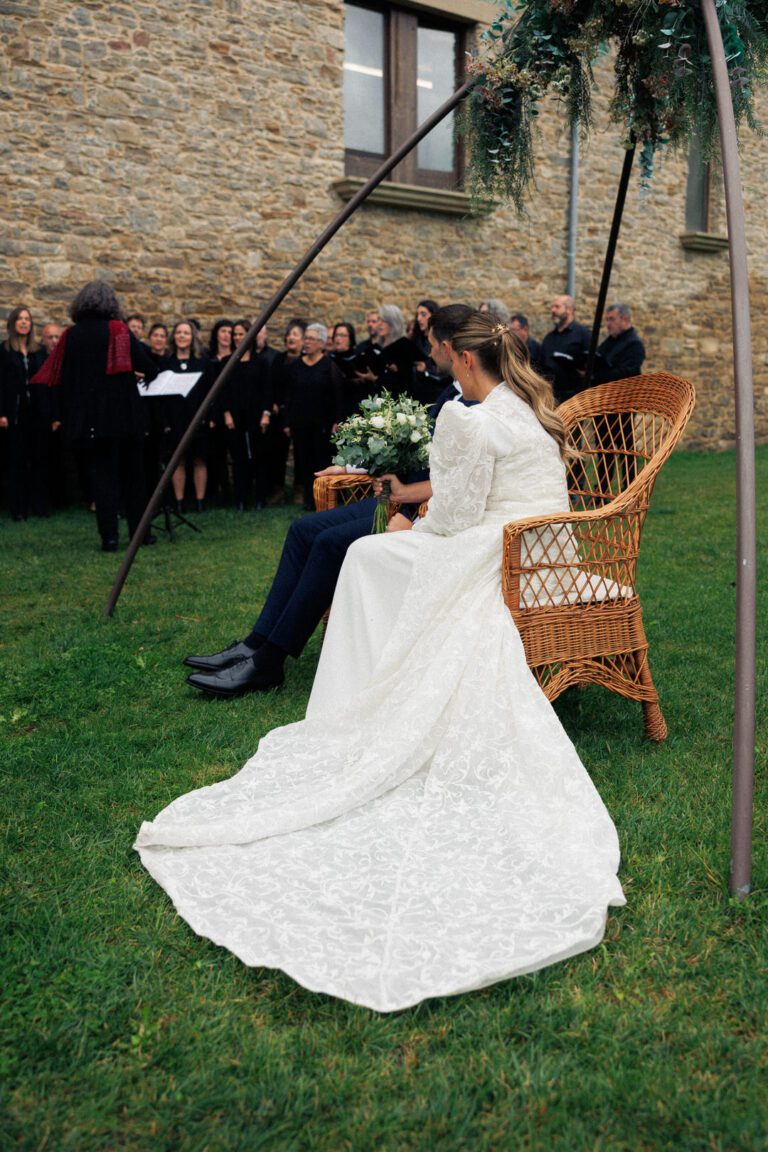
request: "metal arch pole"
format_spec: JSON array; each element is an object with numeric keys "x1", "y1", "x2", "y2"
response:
[
  {"x1": 585, "y1": 143, "x2": 635, "y2": 388},
  {"x1": 701, "y1": 0, "x2": 757, "y2": 898},
  {"x1": 103, "y1": 78, "x2": 475, "y2": 617}
]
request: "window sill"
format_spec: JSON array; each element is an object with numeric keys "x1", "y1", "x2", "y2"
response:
[
  {"x1": 332, "y1": 177, "x2": 493, "y2": 216},
  {"x1": 680, "y1": 231, "x2": 729, "y2": 252}
]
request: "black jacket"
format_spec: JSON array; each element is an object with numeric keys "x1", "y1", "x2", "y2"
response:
[
  {"x1": 0, "y1": 345, "x2": 49, "y2": 426},
  {"x1": 161, "y1": 354, "x2": 208, "y2": 441},
  {"x1": 540, "y1": 321, "x2": 591, "y2": 404},
  {"x1": 57, "y1": 320, "x2": 158, "y2": 440},
  {"x1": 220, "y1": 356, "x2": 273, "y2": 427},
  {"x1": 594, "y1": 327, "x2": 646, "y2": 384},
  {"x1": 283, "y1": 355, "x2": 343, "y2": 430}
]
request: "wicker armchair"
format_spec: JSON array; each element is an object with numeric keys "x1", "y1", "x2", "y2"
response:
[
  {"x1": 503, "y1": 372, "x2": 695, "y2": 740},
  {"x1": 314, "y1": 373, "x2": 694, "y2": 741}
]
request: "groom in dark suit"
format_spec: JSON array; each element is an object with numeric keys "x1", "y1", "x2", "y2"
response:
[{"x1": 184, "y1": 304, "x2": 475, "y2": 697}]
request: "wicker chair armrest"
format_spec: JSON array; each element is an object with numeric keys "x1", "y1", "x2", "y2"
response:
[
  {"x1": 502, "y1": 503, "x2": 644, "y2": 613},
  {"x1": 313, "y1": 473, "x2": 375, "y2": 512}
]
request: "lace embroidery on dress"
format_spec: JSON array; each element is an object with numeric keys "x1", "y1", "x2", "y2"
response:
[{"x1": 136, "y1": 383, "x2": 625, "y2": 1012}]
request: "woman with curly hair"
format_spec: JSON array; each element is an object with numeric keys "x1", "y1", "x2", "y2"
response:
[{"x1": 31, "y1": 280, "x2": 159, "y2": 550}]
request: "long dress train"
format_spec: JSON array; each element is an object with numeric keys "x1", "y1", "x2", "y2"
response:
[{"x1": 136, "y1": 386, "x2": 625, "y2": 1012}]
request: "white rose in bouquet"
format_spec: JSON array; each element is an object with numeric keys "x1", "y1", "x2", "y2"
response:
[{"x1": 331, "y1": 389, "x2": 434, "y2": 533}]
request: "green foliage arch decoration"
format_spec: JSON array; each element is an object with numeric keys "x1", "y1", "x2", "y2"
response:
[{"x1": 465, "y1": 0, "x2": 768, "y2": 208}]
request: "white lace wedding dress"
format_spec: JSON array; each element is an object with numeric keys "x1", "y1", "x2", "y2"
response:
[{"x1": 136, "y1": 385, "x2": 625, "y2": 1011}]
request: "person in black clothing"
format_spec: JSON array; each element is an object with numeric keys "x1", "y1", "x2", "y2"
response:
[
  {"x1": 139, "y1": 323, "x2": 171, "y2": 504},
  {"x1": 30, "y1": 280, "x2": 159, "y2": 550},
  {"x1": 266, "y1": 319, "x2": 307, "y2": 503},
  {"x1": 540, "y1": 295, "x2": 591, "y2": 405},
  {"x1": 0, "y1": 306, "x2": 51, "y2": 520},
  {"x1": 353, "y1": 309, "x2": 380, "y2": 360},
  {"x1": 510, "y1": 313, "x2": 543, "y2": 375},
  {"x1": 593, "y1": 303, "x2": 646, "y2": 384},
  {"x1": 283, "y1": 322, "x2": 343, "y2": 511},
  {"x1": 202, "y1": 319, "x2": 234, "y2": 505},
  {"x1": 330, "y1": 322, "x2": 364, "y2": 421},
  {"x1": 254, "y1": 324, "x2": 278, "y2": 373},
  {"x1": 219, "y1": 319, "x2": 272, "y2": 510},
  {"x1": 410, "y1": 298, "x2": 451, "y2": 407},
  {"x1": 593, "y1": 303, "x2": 647, "y2": 495},
  {"x1": 163, "y1": 320, "x2": 210, "y2": 513},
  {"x1": 126, "y1": 314, "x2": 146, "y2": 341},
  {"x1": 183, "y1": 303, "x2": 477, "y2": 698},
  {"x1": 354, "y1": 304, "x2": 418, "y2": 400}
]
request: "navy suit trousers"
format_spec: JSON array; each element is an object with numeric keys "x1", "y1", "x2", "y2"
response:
[{"x1": 254, "y1": 498, "x2": 376, "y2": 657}]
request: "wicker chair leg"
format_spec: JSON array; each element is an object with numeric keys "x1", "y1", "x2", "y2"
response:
[
  {"x1": 642, "y1": 699, "x2": 668, "y2": 742},
  {"x1": 636, "y1": 654, "x2": 667, "y2": 741}
]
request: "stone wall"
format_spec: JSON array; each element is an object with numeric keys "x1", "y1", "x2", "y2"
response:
[{"x1": 1, "y1": 0, "x2": 767, "y2": 447}]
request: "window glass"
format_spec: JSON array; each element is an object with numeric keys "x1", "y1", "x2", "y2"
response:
[
  {"x1": 416, "y1": 26, "x2": 456, "y2": 172},
  {"x1": 343, "y1": 5, "x2": 385, "y2": 154},
  {"x1": 685, "y1": 138, "x2": 710, "y2": 232}
]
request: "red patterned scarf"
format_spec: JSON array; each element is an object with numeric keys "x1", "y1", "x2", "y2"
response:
[{"x1": 31, "y1": 320, "x2": 133, "y2": 386}]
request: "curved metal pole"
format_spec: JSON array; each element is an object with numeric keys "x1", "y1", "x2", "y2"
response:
[
  {"x1": 103, "y1": 78, "x2": 476, "y2": 617},
  {"x1": 585, "y1": 144, "x2": 635, "y2": 387},
  {"x1": 701, "y1": 0, "x2": 757, "y2": 898}
]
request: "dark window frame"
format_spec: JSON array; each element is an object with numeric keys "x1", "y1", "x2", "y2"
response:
[{"x1": 344, "y1": 1, "x2": 468, "y2": 191}]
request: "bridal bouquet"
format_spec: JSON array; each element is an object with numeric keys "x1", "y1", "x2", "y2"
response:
[{"x1": 332, "y1": 390, "x2": 432, "y2": 532}]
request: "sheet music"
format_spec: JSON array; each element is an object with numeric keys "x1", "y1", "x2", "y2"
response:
[{"x1": 138, "y1": 370, "x2": 202, "y2": 397}]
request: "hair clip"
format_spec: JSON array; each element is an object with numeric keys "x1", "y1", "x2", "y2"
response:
[{"x1": 492, "y1": 323, "x2": 509, "y2": 336}]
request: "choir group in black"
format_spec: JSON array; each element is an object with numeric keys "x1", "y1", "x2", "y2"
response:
[{"x1": 0, "y1": 282, "x2": 645, "y2": 552}]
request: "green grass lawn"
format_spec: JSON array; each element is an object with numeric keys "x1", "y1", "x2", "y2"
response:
[{"x1": 2, "y1": 450, "x2": 766, "y2": 1152}]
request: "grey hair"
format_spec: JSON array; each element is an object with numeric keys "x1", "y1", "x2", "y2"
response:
[
  {"x1": 305, "y1": 322, "x2": 328, "y2": 344},
  {"x1": 607, "y1": 302, "x2": 632, "y2": 320},
  {"x1": 377, "y1": 304, "x2": 405, "y2": 345},
  {"x1": 479, "y1": 298, "x2": 511, "y2": 325}
]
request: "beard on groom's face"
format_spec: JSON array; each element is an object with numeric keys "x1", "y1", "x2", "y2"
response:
[{"x1": 427, "y1": 331, "x2": 453, "y2": 375}]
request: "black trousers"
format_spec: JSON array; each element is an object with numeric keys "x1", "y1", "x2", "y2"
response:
[
  {"x1": 291, "y1": 424, "x2": 332, "y2": 509},
  {"x1": 254, "y1": 499, "x2": 376, "y2": 657},
  {"x1": 4, "y1": 416, "x2": 49, "y2": 518},
  {"x1": 88, "y1": 436, "x2": 146, "y2": 545}
]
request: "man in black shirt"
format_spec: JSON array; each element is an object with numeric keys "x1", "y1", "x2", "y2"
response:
[
  {"x1": 593, "y1": 303, "x2": 646, "y2": 383},
  {"x1": 593, "y1": 303, "x2": 646, "y2": 495},
  {"x1": 509, "y1": 313, "x2": 542, "y2": 374},
  {"x1": 539, "y1": 295, "x2": 590, "y2": 404}
]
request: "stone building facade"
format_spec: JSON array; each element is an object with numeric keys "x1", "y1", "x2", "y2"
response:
[{"x1": 1, "y1": 0, "x2": 767, "y2": 447}]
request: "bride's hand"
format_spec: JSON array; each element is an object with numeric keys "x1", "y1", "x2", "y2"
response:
[
  {"x1": 372, "y1": 473, "x2": 406, "y2": 500},
  {"x1": 314, "y1": 465, "x2": 346, "y2": 477}
]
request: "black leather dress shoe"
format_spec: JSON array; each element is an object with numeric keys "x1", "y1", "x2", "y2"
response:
[
  {"x1": 186, "y1": 657, "x2": 284, "y2": 697},
  {"x1": 183, "y1": 639, "x2": 257, "y2": 672}
]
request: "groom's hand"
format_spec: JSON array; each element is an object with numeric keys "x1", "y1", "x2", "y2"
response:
[
  {"x1": 373, "y1": 473, "x2": 406, "y2": 500},
  {"x1": 386, "y1": 513, "x2": 413, "y2": 533}
]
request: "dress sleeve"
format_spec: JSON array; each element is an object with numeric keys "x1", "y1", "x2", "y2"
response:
[{"x1": 412, "y1": 403, "x2": 494, "y2": 537}]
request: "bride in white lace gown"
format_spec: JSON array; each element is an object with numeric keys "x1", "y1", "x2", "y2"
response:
[{"x1": 136, "y1": 313, "x2": 625, "y2": 1012}]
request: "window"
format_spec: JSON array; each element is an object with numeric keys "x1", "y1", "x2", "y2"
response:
[
  {"x1": 343, "y1": 2, "x2": 468, "y2": 190},
  {"x1": 685, "y1": 138, "x2": 711, "y2": 233},
  {"x1": 681, "y1": 137, "x2": 728, "y2": 251}
]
